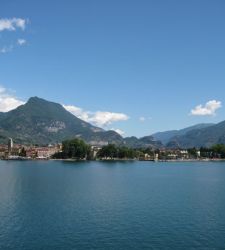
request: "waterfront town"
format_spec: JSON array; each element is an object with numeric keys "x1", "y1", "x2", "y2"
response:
[
  {"x1": 1, "y1": 137, "x2": 224, "y2": 161},
  {"x1": 0, "y1": 138, "x2": 62, "y2": 160}
]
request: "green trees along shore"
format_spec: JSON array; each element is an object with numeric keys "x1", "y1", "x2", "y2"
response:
[
  {"x1": 52, "y1": 138, "x2": 225, "y2": 160},
  {"x1": 53, "y1": 139, "x2": 91, "y2": 160},
  {"x1": 97, "y1": 144, "x2": 138, "y2": 159},
  {"x1": 52, "y1": 139, "x2": 140, "y2": 160}
]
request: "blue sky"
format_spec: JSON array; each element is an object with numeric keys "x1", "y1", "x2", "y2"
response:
[{"x1": 0, "y1": 0, "x2": 225, "y2": 137}]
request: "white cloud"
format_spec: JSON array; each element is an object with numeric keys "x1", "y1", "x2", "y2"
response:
[
  {"x1": 110, "y1": 128, "x2": 125, "y2": 136},
  {"x1": 0, "y1": 39, "x2": 27, "y2": 54},
  {"x1": 0, "y1": 18, "x2": 26, "y2": 32},
  {"x1": 0, "y1": 86, "x2": 129, "y2": 128},
  {"x1": 17, "y1": 39, "x2": 26, "y2": 46},
  {"x1": 63, "y1": 104, "x2": 129, "y2": 128},
  {"x1": 0, "y1": 45, "x2": 13, "y2": 54},
  {"x1": 88, "y1": 111, "x2": 129, "y2": 127},
  {"x1": 139, "y1": 116, "x2": 146, "y2": 122},
  {"x1": 139, "y1": 116, "x2": 152, "y2": 122},
  {"x1": 63, "y1": 105, "x2": 89, "y2": 121},
  {"x1": 0, "y1": 18, "x2": 28, "y2": 54},
  {"x1": 191, "y1": 100, "x2": 222, "y2": 116},
  {"x1": 0, "y1": 86, "x2": 25, "y2": 112}
]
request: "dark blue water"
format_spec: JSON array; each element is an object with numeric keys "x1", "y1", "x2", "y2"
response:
[{"x1": 0, "y1": 160, "x2": 225, "y2": 249}]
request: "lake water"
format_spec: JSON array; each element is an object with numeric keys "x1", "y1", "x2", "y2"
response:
[{"x1": 0, "y1": 160, "x2": 225, "y2": 249}]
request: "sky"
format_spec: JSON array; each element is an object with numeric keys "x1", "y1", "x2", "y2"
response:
[{"x1": 0, "y1": 0, "x2": 225, "y2": 137}]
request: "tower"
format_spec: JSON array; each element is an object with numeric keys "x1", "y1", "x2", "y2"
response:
[{"x1": 8, "y1": 138, "x2": 13, "y2": 154}]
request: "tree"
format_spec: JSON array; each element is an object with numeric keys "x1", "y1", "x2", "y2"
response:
[
  {"x1": 97, "y1": 145, "x2": 138, "y2": 159},
  {"x1": 118, "y1": 146, "x2": 137, "y2": 159},
  {"x1": 211, "y1": 144, "x2": 225, "y2": 158},
  {"x1": 19, "y1": 147, "x2": 26, "y2": 157},
  {"x1": 200, "y1": 147, "x2": 212, "y2": 158},
  {"x1": 97, "y1": 144, "x2": 118, "y2": 159},
  {"x1": 53, "y1": 138, "x2": 90, "y2": 159},
  {"x1": 188, "y1": 148, "x2": 198, "y2": 158}
]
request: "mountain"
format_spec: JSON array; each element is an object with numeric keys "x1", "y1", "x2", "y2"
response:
[
  {"x1": 152, "y1": 123, "x2": 214, "y2": 145},
  {"x1": 0, "y1": 96, "x2": 162, "y2": 148},
  {"x1": 0, "y1": 97, "x2": 123, "y2": 145},
  {"x1": 166, "y1": 121, "x2": 225, "y2": 148},
  {"x1": 123, "y1": 136, "x2": 163, "y2": 149},
  {"x1": 4, "y1": 96, "x2": 221, "y2": 149}
]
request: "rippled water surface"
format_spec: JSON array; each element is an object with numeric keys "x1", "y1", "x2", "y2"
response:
[{"x1": 0, "y1": 160, "x2": 225, "y2": 249}]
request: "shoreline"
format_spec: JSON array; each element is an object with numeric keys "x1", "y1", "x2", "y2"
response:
[{"x1": 1, "y1": 158, "x2": 225, "y2": 162}]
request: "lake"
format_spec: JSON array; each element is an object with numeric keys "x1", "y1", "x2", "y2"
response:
[{"x1": 0, "y1": 160, "x2": 225, "y2": 249}]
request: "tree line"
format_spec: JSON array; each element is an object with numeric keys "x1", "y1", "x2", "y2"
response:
[
  {"x1": 52, "y1": 139, "x2": 91, "y2": 160},
  {"x1": 96, "y1": 144, "x2": 138, "y2": 159},
  {"x1": 199, "y1": 144, "x2": 225, "y2": 158},
  {"x1": 52, "y1": 138, "x2": 225, "y2": 160},
  {"x1": 52, "y1": 139, "x2": 142, "y2": 160}
]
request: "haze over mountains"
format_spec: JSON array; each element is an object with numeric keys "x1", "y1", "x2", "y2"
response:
[{"x1": 0, "y1": 96, "x2": 224, "y2": 148}]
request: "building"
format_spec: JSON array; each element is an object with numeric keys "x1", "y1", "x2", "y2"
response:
[
  {"x1": 25, "y1": 145, "x2": 60, "y2": 159},
  {"x1": 197, "y1": 150, "x2": 201, "y2": 158},
  {"x1": 91, "y1": 146, "x2": 102, "y2": 159},
  {"x1": 26, "y1": 148, "x2": 37, "y2": 158},
  {"x1": 8, "y1": 138, "x2": 13, "y2": 154}
]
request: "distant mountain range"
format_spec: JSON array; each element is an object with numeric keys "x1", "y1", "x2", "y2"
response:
[
  {"x1": 0, "y1": 96, "x2": 224, "y2": 148},
  {"x1": 0, "y1": 97, "x2": 161, "y2": 148},
  {"x1": 152, "y1": 124, "x2": 214, "y2": 145},
  {"x1": 152, "y1": 122, "x2": 225, "y2": 148},
  {"x1": 165, "y1": 121, "x2": 225, "y2": 148},
  {"x1": 123, "y1": 136, "x2": 162, "y2": 149}
]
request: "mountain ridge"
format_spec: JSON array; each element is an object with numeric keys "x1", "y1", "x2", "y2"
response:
[
  {"x1": 167, "y1": 121, "x2": 225, "y2": 148},
  {"x1": 0, "y1": 97, "x2": 121, "y2": 145},
  {"x1": 0, "y1": 97, "x2": 161, "y2": 148},
  {"x1": 152, "y1": 123, "x2": 214, "y2": 145},
  {"x1": 0, "y1": 96, "x2": 224, "y2": 149}
]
